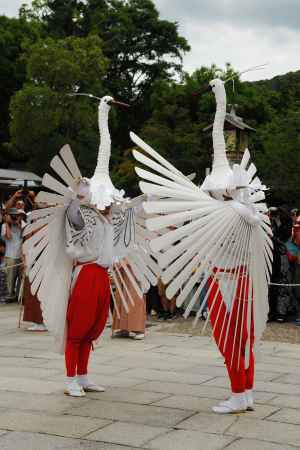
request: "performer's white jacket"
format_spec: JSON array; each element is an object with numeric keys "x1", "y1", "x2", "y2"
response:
[{"x1": 65, "y1": 199, "x2": 114, "y2": 289}]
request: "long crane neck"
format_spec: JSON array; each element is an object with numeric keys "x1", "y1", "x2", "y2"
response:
[
  {"x1": 93, "y1": 104, "x2": 111, "y2": 176},
  {"x1": 211, "y1": 84, "x2": 231, "y2": 176}
]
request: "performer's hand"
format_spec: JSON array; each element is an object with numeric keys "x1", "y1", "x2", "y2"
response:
[{"x1": 14, "y1": 190, "x2": 23, "y2": 199}]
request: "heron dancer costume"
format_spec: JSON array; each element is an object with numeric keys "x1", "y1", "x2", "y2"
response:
[
  {"x1": 131, "y1": 78, "x2": 273, "y2": 414},
  {"x1": 23, "y1": 96, "x2": 159, "y2": 397}
]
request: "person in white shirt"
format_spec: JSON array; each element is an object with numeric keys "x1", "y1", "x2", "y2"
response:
[{"x1": 1, "y1": 208, "x2": 26, "y2": 301}]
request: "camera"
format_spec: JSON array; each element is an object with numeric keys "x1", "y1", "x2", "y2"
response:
[{"x1": 21, "y1": 189, "x2": 29, "y2": 201}]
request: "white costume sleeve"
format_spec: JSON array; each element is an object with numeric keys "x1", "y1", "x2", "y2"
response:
[
  {"x1": 65, "y1": 203, "x2": 114, "y2": 266},
  {"x1": 66, "y1": 203, "x2": 100, "y2": 260},
  {"x1": 67, "y1": 199, "x2": 85, "y2": 230}
]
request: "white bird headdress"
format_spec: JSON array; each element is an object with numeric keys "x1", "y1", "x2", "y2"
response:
[
  {"x1": 90, "y1": 95, "x2": 128, "y2": 209},
  {"x1": 68, "y1": 93, "x2": 129, "y2": 210}
]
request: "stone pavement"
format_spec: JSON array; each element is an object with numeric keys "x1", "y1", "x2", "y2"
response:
[{"x1": 1, "y1": 305, "x2": 300, "y2": 450}]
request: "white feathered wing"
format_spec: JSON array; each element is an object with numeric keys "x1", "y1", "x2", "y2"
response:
[
  {"x1": 23, "y1": 145, "x2": 81, "y2": 354},
  {"x1": 131, "y1": 131, "x2": 273, "y2": 367},
  {"x1": 110, "y1": 196, "x2": 161, "y2": 315}
]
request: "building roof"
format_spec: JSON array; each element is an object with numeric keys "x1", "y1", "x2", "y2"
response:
[
  {"x1": 0, "y1": 168, "x2": 42, "y2": 182},
  {"x1": 203, "y1": 106, "x2": 256, "y2": 132}
]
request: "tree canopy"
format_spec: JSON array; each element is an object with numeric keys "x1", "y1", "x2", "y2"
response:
[
  {"x1": 0, "y1": 0, "x2": 299, "y2": 205},
  {"x1": 0, "y1": 14, "x2": 41, "y2": 164},
  {"x1": 20, "y1": 0, "x2": 190, "y2": 101},
  {"x1": 8, "y1": 34, "x2": 108, "y2": 175}
]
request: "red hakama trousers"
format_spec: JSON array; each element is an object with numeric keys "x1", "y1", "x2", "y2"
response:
[
  {"x1": 65, "y1": 263, "x2": 110, "y2": 377},
  {"x1": 207, "y1": 269, "x2": 254, "y2": 393}
]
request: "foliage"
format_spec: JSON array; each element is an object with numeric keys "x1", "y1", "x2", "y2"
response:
[
  {"x1": 20, "y1": 0, "x2": 190, "y2": 101},
  {"x1": 1, "y1": 2, "x2": 300, "y2": 204},
  {"x1": 134, "y1": 66, "x2": 300, "y2": 205},
  {"x1": 0, "y1": 15, "x2": 41, "y2": 165},
  {"x1": 7, "y1": 34, "x2": 108, "y2": 175},
  {"x1": 255, "y1": 109, "x2": 300, "y2": 205}
]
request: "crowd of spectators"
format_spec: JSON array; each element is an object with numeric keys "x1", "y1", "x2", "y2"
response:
[
  {"x1": 0, "y1": 188, "x2": 48, "y2": 330},
  {"x1": 0, "y1": 189, "x2": 36, "y2": 303},
  {"x1": 269, "y1": 206, "x2": 300, "y2": 324}
]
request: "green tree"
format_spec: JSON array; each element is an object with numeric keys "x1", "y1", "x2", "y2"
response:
[
  {"x1": 20, "y1": 0, "x2": 85, "y2": 37},
  {"x1": 20, "y1": 0, "x2": 190, "y2": 188},
  {"x1": 4, "y1": 0, "x2": 300, "y2": 205},
  {"x1": 21, "y1": 0, "x2": 190, "y2": 100},
  {"x1": 8, "y1": 34, "x2": 109, "y2": 175},
  {"x1": 255, "y1": 109, "x2": 300, "y2": 205},
  {"x1": 0, "y1": 15, "x2": 41, "y2": 165}
]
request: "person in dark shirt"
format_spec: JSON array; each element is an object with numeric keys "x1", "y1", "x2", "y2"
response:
[{"x1": 269, "y1": 207, "x2": 293, "y2": 322}]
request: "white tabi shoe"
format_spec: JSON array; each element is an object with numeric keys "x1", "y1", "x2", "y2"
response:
[
  {"x1": 77, "y1": 375, "x2": 105, "y2": 392},
  {"x1": 64, "y1": 378, "x2": 86, "y2": 397},
  {"x1": 129, "y1": 331, "x2": 145, "y2": 340},
  {"x1": 219, "y1": 390, "x2": 254, "y2": 411},
  {"x1": 27, "y1": 323, "x2": 48, "y2": 332},
  {"x1": 133, "y1": 333, "x2": 145, "y2": 340},
  {"x1": 245, "y1": 389, "x2": 255, "y2": 411},
  {"x1": 212, "y1": 393, "x2": 247, "y2": 414}
]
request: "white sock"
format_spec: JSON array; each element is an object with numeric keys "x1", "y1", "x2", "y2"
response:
[
  {"x1": 66, "y1": 376, "x2": 77, "y2": 385},
  {"x1": 77, "y1": 374, "x2": 89, "y2": 386},
  {"x1": 231, "y1": 392, "x2": 247, "y2": 408},
  {"x1": 245, "y1": 389, "x2": 254, "y2": 402}
]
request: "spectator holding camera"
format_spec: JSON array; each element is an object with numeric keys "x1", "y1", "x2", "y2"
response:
[
  {"x1": 5, "y1": 189, "x2": 36, "y2": 213},
  {"x1": 1, "y1": 208, "x2": 26, "y2": 301}
]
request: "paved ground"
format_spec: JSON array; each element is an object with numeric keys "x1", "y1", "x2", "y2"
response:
[{"x1": 1, "y1": 305, "x2": 300, "y2": 450}]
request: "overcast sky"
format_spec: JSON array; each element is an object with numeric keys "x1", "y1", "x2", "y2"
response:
[{"x1": 1, "y1": 0, "x2": 300, "y2": 81}]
